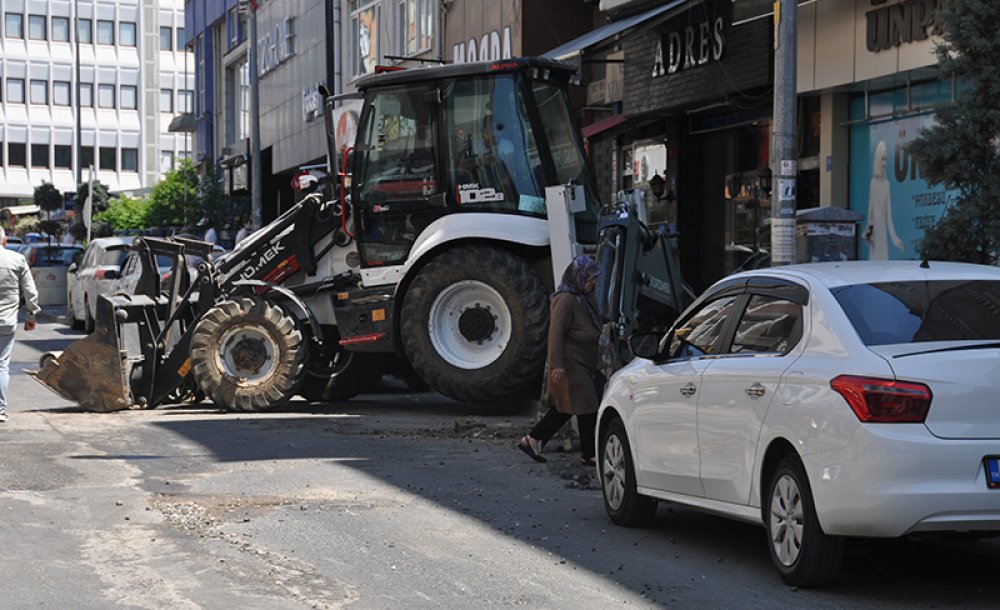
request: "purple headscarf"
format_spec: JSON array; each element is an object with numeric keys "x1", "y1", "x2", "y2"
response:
[{"x1": 553, "y1": 255, "x2": 601, "y2": 329}]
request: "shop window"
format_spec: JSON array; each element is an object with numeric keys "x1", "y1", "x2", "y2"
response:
[
  {"x1": 160, "y1": 26, "x2": 172, "y2": 50},
  {"x1": 119, "y1": 21, "x2": 136, "y2": 47},
  {"x1": 31, "y1": 144, "x2": 49, "y2": 168},
  {"x1": 97, "y1": 20, "x2": 114, "y2": 45},
  {"x1": 30, "y1": 79, "x2": 48, "y2": 105},
  {"x1": 98, "y1": 84, "x2": 115, "y2": 108},
  {"x1": 160, "y1": 89, "x2": 173, "y2": 113},
  {"x1": 27, "y1": 14, "x2": 45, "y2": 40},
  {"x1": 52, "y1": 17, "x2": 70, "y2": 42},
  {"x1": 99, "y1": 147, "x2": 116, "y2": 170},
  {"x1": 8, "y1": 143, "x2": 26, "y2": 167},
  {"x1": 349, "y1": 0, "x2": 379, "y2": 78},
  {"x1": 120, "y1": 85, "x2": 137, "y2": 110},
  {"x1": 7, "y1": 78, "x2": 25, "y2": 103},
  {"x1": 799, "y1": 96, "x2": 821, "y2": 159},
  {"x1": 53, "y1": 81, "x2": 71, "y2": 106},
  {"x1": 80, "y1": 82, "x2": 93, "y2": 107},
  {"x1": 78, "y1": 18, "x2": 92, "y2": 44},
  {"x1": 54, "y1": 145, "x2": 72, "y2": 168},
  {"x1": 5, "y1": 13, "x2": 23, "y2": 38},
  {"x1": 121, "y1": 148, "x2": 138, "y2": 172}
]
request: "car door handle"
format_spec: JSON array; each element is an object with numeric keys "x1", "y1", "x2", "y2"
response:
[
  {"x1": 680, "y1": 383, "x2": 696, "y2": 397},
  {"x1": 745, "y1": 383, "x2": 766, "y2": 398}
]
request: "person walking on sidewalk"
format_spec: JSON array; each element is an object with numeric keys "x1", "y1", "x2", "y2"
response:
[
  {"x1": 0, "y1": 228, "x2": 39, "y2": 423},
  {"x1": 518, "y1": 255, "x2": 602, "y2": 466}
]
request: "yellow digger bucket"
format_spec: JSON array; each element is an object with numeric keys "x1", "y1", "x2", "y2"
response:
[{"x1": 32, "y1": 297, "x2": 133, "y2": 412}]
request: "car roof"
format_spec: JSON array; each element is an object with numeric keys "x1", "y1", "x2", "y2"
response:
[
  {"x1": 728, "y1": 260, "x2": 1000, "y2": 289},
  {"x1": 88, "y1": 236, "x2": 134, "y2": 249}
]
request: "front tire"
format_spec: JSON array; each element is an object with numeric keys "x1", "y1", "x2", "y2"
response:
[
  {"x1": 190, "y1": 298, "x2": 308, "y2": 411},
  {"x1": 399, "y1": 246, "x2": 548, "y2": 403},
  {"x1": 83, "y1": 297, "x2": 95, "y2": 334},
  {"x1": 765, "y1": 455, "x2": 844, "y2": 587},
  {"x1": 299, "y1": 347, "x2": 384, "y2": 402},
  {"x1": 599, "y1": 416, "x2": 657, "y2": 526}
]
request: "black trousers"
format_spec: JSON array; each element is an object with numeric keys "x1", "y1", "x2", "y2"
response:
[{"x1": 529, "y1": 408, "x2": 598, "y2": 460}]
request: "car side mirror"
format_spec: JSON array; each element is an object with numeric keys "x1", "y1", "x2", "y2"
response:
[
  {"x1": 68, "y1": 263, "x2": 78, "y2": 273},
  {"x1": 628, "y1": 332, "x2": 662, "y2": 360},
  {"x1": 103, "y1": 269, "x2": 120, "y2": 280}
]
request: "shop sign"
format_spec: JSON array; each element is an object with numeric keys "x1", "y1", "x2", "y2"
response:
[
  {"x1": 453, "y1": 26, "x2": 512, "y2": 64},
  {"x1": 258, "y1": 16, "x2": 295, "y2": 76},
  {"x1": 651, "y1": 16, "x2": 724, "y2": 78},
  {"x1": 866, "y1": 0, "x2": 939, "y2": 53},
  {"x1": 302, "y1": 83, "x2": 324, "y2": 123}
]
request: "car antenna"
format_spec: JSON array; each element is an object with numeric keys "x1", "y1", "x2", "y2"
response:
[{"x1": 920, "y1": 259, "x2": 930, "y2": 269}]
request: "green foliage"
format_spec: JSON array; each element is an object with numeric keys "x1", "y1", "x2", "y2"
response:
[
  {"x1": 68, "y1": 221, "x2": 88, "y2": 242},
  {"x1": 146, "y1": 159, "x2": 200, "y2": 227},
  {"x1": 96, "y1": 195, "x2": 152, "y2": 231},
  {"x1": 33, "y1": 181, "x2": 64, "y2": 214},
  {"x1": 909, "y1": 0, "x2": 1000, "y2": 264},
  {"x1": 75, "y1": 179, "x2": 111, "y2": 213},
  {"x1": 13, "y1": 217, "x2": 39, "y2": 238},
  {"x1": 38, "y1": 219, "x2": 60, "y2": 237}
]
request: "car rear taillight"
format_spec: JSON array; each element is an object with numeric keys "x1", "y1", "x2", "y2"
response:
[{"x1": 830, "y1": 375, "x2": 932, "y2": 423}]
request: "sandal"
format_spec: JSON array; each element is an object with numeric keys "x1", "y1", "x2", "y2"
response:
[{"x1": 518, "y1": 437, "x2": 547, "y2": 463}]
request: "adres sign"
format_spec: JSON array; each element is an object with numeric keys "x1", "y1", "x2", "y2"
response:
[
  {"x1": 453, "y1": 26, "x2": 512, "y2": 64},
  {"x1": 651, "y1": 16, "x2": 724, "y2": 77}
]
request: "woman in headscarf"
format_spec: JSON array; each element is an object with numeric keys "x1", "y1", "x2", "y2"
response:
[{"x1": 518, "y1": 255, "x2": 602, "y2": 466}]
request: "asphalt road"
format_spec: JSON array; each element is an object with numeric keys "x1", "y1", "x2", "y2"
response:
[{"x1": 1, "y1": 315, "x2": 998, "y2": 609}]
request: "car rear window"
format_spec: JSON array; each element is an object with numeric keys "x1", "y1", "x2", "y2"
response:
[
  {"x1": 100, "y1": 247, "x2": 129, "y2": 266},
  {"x1": 28, "y1": 247, "x2": 82, "y2": 266},
  {"x1": 832, "y1": 280, "x2": 1000, "y2": 345}
]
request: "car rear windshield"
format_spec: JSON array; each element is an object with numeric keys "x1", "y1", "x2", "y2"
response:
[
  {"x1": 832, "y1": 280, "x2": 1000, "y2": 345},
  {"x1": 102, "y1": 247, "x2": 129, "y2": 266}
]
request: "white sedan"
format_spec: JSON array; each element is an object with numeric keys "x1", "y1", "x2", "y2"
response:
[{"x1": 597, "y1": 261, "x2": 1000, "y2": 587}]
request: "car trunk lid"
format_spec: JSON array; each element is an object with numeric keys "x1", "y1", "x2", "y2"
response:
[{"x1": 870, "y1": 342, "x2": 1000, "y2": 439}]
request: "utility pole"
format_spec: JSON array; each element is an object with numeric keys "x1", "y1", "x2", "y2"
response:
[
  {"x1": 247, "y1": 0, "x2": 263, "y2": 230},
  {"x1": 770, "y1": 0, "x2": 797, "y2": 266}
]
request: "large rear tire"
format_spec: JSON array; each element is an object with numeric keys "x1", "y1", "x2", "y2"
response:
[
  {"x1": 399, "y1": 246, "x2": 548, "y2": 403},
  {"x1": 190, "y1": 298, "x2": 308, "y2": 411}
]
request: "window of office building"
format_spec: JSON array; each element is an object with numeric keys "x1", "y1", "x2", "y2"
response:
[
  {"x1": 99, "y1": 146, "x2": 115, "y2": 170},
  {"x1": 122, "y1": 148, "x2": 138, "y2": 172},
  {"x1": 78, "y1": 18, "x2": 92, "y2": 43},
  {"x1": 8, "y1": 143, "x2": 26, "y2": 166},
  {"x1": 350, "y1": 1, "x2": 379, "y2": 78},
  {"x1": 120, "y1": 85, "x2": 137, "y2": 109},
  {"x1": 0, "y1": 143, "x2": 4, "y2": 165},
  {"x1": 98, "y1": 83, "x2": 115, "y2": 108},
  {"x1": 80, "y1": 82, "x2": 93, "y2": 107},
  {"x1": 225, "y1": 57, "x2": 250, "y2": 144},
  {"x1": 178, "y1": 89, "x2": 193, "y2": 113},
  {"x1": 196, "y1": 33, "x2": 205, "y2": 113},
  {"x1": 54, "y1": 145, "x2": 72, "y2": 168},
  {"x1": 27, "y1": 14, "x2": 45, "y2": 40},
  {"x1": 120, "y1": 21, "x2": 136, "y2": 46},
  {"x1": 177, "y1": 26, "x2": 186, "y2": 50},
  {"x1": 5, "y1": 13, "x2": 23, "y2": 38},
  {"x1": 7, "y1": 78, "x2": 25, "y2": 103},
  {"x1": 160, "y1": 26, "x2": 172, "y2": 50},
  {"x1": 81, "y1": 146, "x2": 94, "y2": 168},
  {"x1": 97, "y1": 20, "x2": 114, "y2": 45},
  {"x1": 396, "y1": 0, "x2": 432, "y2": 56},
  {"x1": 160, "y1": 88, "x2": 173, "y2": 113},
  {"x1": 52, "y1": 16, "x2": 70, "y2": 42},
  {"x1": 31, "y1": 144, "x2": 49, "y2": 167},
  {"x1": 160, "y1": 150, "x2": 174, "y2": 173},
  {"x1": 53, "y1": 80, "x2": 71, "y2": 106},
  {"x1": 30, "y1": 79, "x2": 47, "y2": 104}
]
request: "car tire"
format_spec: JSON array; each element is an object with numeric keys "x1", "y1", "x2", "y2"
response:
[
  {"x1": 83, "y1": 297, "x2": 95, "y2": 334},
  {"x1": 399, "y1": 246, "x2": 548, "y2": 404},
  {"x1": 190, "y1": 298, "x2": 308, "y2": 411},
  {"x1": 599, "y1": 416, "x2": 657, "y2": 526},
  {"x1": 765, "y1": 455, "x2": 844, "y2": 587}
]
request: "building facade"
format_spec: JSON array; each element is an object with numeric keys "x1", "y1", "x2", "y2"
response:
[{"x1": 0, "y1": 0, "x2": 193, "y2": 208}]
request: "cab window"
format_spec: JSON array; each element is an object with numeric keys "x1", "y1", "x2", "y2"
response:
[{"x1": 668, "y1": 296, "x2": 739, "y2": 359}]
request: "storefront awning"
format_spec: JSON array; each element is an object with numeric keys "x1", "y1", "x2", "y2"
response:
[
  {"x1": 168, "y1": 112, "x2": 197, "y2": 133},
  {"x1": 582, "y1": 114, "x2": 627, "y2": 138},
  {"x1": 542, "y1": 0, "x2": 687, "y2": 62}
]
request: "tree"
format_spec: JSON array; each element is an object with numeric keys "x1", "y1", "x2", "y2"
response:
[
  {"x1": 34, "y1": 181, "x2": 63, "y2": 217},
  {"x1": 909, "y1": 0, "x2": 1000, "y2": 264},
  {"x1": 146, "y1": 160, "x2": 200, "y2": 228},
  {"x1": 75, "y1": 179, "x2": 111, "y2": 214},
  {"x1": 96, "y1": 195, "x2": 151, "y2": 231}
]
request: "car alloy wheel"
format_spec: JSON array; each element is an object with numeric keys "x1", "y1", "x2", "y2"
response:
[
  {"x1": 769, "y1": 472, "x2": 804, "y2": 566},
  {"x1": 602, "y1": 432, "x2": 627, "y2": 511}
]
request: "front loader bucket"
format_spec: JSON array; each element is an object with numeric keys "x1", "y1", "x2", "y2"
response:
[{"x1": 32, "y1": 296, "x2": 132, "y2": 412}]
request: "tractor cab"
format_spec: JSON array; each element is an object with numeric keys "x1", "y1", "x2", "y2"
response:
[{"x1": 350, "y1": 57, "x2": 600, "y2": 268}]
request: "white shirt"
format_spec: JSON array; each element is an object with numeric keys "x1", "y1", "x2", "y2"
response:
[
  {"x1": 0, "y1": 248, "x2": 39, "y2": 328},
  {"x1": 203, "y1": 227, "x2": 218, "y2": 245},
  {"x1": 235, "y1": 227, "x2": 250, "y2": 244}
]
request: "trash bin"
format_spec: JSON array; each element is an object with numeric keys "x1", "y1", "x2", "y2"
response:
[{"x1": 795, "y1": 206, "x2": 865, "y2": 263}]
